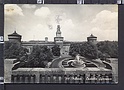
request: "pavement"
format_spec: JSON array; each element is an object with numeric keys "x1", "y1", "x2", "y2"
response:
[
  {"x1": 49, "y1": 55, "x2": 111, "y2": 69},
  {"x1": 80, "y1": 56, "x2": 106, "y2": 68},
  {"x1": 49, "y1": 57, "x2": 73, "y2": 68}
]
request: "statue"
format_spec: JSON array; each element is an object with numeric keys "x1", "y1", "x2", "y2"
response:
[
  {"x1": 70, "y1": 54, "x2": 86, "y2": 68},
  {"x1": 76, "y1": 54, "x2": 80, "y2": 62}
]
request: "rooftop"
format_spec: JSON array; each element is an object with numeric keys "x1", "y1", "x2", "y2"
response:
[
  {"x1": 8, "y1": 31, "x2": 22, "y2": 37},
  {"x1": 88, "y1": 34, "x2": 97, "y2": 38}
]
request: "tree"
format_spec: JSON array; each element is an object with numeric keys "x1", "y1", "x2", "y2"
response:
[
  {"x1": 17, "y1": 47, "x2": 29, "y2": 63},
  {"x1": 80, "y1": 42, "x2": 98, "y2": 59},
  {"x1": 4, "y1": 42, "x2": 20, "y2": 59},
  {"x1": 69, "y1": 42, "x2": 82, "y2": 57},
  {"x1": 4, "y1": 41, "x2": 29, "y2": 59},
  {"x1": 26, "y1": 45, "x2": 53, "y2": 67},
  {"x1": 4, "y1": 41, "x2": 29, "y2": 70},
  {"x1": 52, "y1": 45, "x2": 60, "y2": 56},
  {"x1": 97, "y1": 41, "x2": 118, "y2": 58},
  {"x1": 69, "y1": 42, "x2": 98, "y2": 59}
]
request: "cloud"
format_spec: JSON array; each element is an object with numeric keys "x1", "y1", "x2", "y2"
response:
[
  {"x1": 91, "y1": 10, "x2": 118, "y2": 30},
  {"x1": 63, "y1": 19, "x2": 74, "y2": 28},
  {"x1": 36, "y1": 24, "x2": 44, "y2": 29},
  {"x1": 34, "y1": 7, "x2": 51, "y2": 18},
  {"x1": 89, "y1": 10, "x2": 118, "y2": 41},
  {"x1": 90, "y1": 27, "x2": 118, "y2": 41},
  {"x1": 27, "y1": 24, "x2": 56, "y2": 41},
  {"x1": 5, "y1": 4, "x2": 24, "y2": 16},
  {"x1": 21, "y1": 4, "x2": 36, "y2": 9}
]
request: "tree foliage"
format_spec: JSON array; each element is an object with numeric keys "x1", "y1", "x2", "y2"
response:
[
  {"x1": 69, "y1": 42, "x2": 98, "y2": 59},
  {"x1": 5, "y1": 42, "x2": 53, "y2": 68},
  {"x1": 69, "y1": 41, "x2": 118, "y2": 59},
  {"x1": 69, "y1": 42, "x2": 82, "y2": 57},
  {"x1": 52, "y1": 45, "x2": 60, "y2": 56},
  {"x1": 80, "y1": 42, "x2": 98, "y2": 59},
  {"x1": 26, "y1": 45, "x2": 53, "y2": 67},
  {"x1": 97, "y1": 41, "x2": 118, "y2": 58},
  {"x1": 4, "y1": 41, "x2": 28, "y2": 59},
  {"x1": 4, "y1": 41, "x2": 29, "y2": 70}
]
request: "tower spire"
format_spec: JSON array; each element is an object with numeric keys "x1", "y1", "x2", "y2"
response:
[
  {"x1": 54, "y1": 24, "x2": 64, "y2": 44},
  {"x1": 56, "y1": 25, "x2": 61, "y2": 37}
]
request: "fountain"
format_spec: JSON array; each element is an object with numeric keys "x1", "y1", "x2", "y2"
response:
[
  {"x1": 72, "y1": 54, "x2": 86, "y2": 68},
  {"x1": 66, "y1": 54, "x2": 86, "y2": 68}
]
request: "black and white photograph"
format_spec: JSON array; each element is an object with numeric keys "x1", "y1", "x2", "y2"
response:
[{"x1": 4, "y1": 4, "x2": 118, "y2": 84}]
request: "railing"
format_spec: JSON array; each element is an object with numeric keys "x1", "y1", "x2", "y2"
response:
[{"x1": 11, "y1": 68, "x2": 113, "y2": 84}]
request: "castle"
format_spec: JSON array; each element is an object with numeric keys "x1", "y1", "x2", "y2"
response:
[
  {"x1": 6, "y1": 25, "x2": 117, "y2": 84},
  {"x1": 8, "y1": 25, "x2": 97, "y2": 56}
]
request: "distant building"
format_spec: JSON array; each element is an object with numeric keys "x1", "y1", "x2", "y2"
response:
[
  {"x1": 54, "y1": 25, "x2": 64, "y2": 47},
  {"x1": 8, "y1": 25, "x2": 97, "y2": 56},
  {"x1": 8, "y1": 31, "x2": 22, "y2": 42},
  {"x1": 87, "y1": 34, "x2": 97, "y2": 44}
]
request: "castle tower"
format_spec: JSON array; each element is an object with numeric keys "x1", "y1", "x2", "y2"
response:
[
  {"x1": 45, "y1": 37, "x2": 48, "y2": 43},
  {"x1": 8, "y1": 31, "x2": 22, "y2": 42},
  {"x1": 87, "y1": 34, "x2": 97, "y2": 44},
  {"x1": 56, "y1": 25, "x2": 61, "y2": 37},
  {"x1": 54, "y1": 25, "x2": 64, "y2": 46}
]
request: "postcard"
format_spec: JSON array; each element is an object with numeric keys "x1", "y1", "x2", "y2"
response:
[{"x1": 4, "y1": 4, "x2": 118, "y2": 84}]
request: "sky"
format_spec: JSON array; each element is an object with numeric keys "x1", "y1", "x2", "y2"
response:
[{"x1": 4, "y1": 4, "x2": 118, "y2": 41}]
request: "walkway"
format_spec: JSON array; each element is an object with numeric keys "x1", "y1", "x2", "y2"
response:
[{"x1": 49, "y1": 57, "x2": 73, "y2": 68}]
